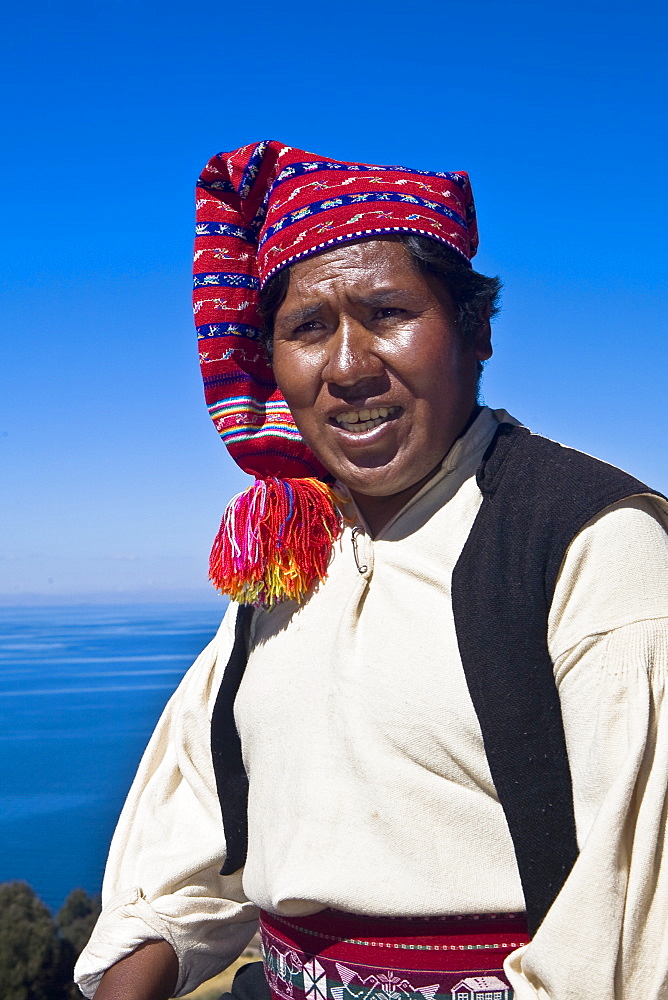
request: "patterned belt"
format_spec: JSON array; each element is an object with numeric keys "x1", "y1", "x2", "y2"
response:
[{"x1": 259, "y1": 908, "x2": 529, "y2": 1000}]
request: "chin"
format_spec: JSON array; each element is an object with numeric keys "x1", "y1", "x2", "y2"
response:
[{"x1": 340, "y1": 466, "x2": 422, "y2": 498}]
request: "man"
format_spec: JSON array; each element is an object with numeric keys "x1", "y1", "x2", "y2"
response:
[{"x1": 76, "y1": 142, "x2": 668, "y2": 1000}]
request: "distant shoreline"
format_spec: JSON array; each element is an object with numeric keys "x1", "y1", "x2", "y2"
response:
[{"x1": 0, "y1": 592, "x2": 227, "y2": 607}]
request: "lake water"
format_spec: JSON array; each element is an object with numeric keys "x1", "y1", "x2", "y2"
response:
[{"x1": 0, "y1": 603, "x2": 225, "y2": 912}]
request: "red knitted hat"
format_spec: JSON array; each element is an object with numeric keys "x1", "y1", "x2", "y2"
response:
[{"x1": 194, "y1": 141, "x2": 479, "y2": 605}]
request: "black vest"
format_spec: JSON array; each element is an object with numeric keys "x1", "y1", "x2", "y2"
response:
[{"x1": 211, "y1": 423, "x2": 663, "y2": 936}]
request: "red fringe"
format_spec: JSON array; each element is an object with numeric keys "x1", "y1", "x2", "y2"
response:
[{"x1": 209, "y1": 478, "x2": 342, "y2": 607}]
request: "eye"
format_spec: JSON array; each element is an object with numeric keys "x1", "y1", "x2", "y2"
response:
[
  {"x1": 274, "y1": 318, "x2": 325, "y2": 343},
  {"x1": 373, "y1": 307, "x2": 407, "y2": 320},
  {"x1": 293, "y1": 319, "x2": 324, "y2": 334}
]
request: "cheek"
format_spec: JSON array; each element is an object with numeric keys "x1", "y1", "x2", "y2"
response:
[
  {"x1": 403, "y1": 342, "x2": 476, "y2": 428},
  {"x1": 396, "y1": 334, "x2": 462, "y2": 394},
  {"x1": 272, "y1": 345, "x2": 321, "y2": 414}
]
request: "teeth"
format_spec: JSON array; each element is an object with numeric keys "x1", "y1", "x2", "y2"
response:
[
  {"x1": 334, "y1": 406, "x2": 398, "y2": 432},
  {"x1": 343, "y1": 417, "x2": 384, "y2": 433}
]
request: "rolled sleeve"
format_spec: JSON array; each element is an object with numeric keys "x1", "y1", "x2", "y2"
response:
[{"x1": 75, "y1": 602, "x2": 258, "y2": 998}]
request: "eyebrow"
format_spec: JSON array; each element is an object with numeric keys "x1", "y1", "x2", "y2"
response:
[{"x1": 277, "y1": 287, "x2": 423, "y2": 329}]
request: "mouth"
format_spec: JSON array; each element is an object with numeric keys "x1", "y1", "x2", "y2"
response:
[{"x1": 331, "y1": 405, "x2": 401, "y2": 434}]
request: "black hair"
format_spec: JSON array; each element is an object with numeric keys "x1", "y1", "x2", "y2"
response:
[
  {"x1": 257, "y1": 234, "x2": 501, "y2": 369},
  {"x1": 398, "y1": 235, "x2": 501, "y2": 344}
]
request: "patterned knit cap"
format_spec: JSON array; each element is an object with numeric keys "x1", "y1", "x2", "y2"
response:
[{"x1": 194, "y1": 140, "x2": 479, "y2": 606}]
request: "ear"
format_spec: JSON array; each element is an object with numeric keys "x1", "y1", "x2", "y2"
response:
[{"x1": 474, "y1": 299, "x2": 493, "y2": 362}]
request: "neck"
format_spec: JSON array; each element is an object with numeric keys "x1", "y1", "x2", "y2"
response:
[{"x1": 349, "y1": 465, "x2": 442, "y2": 536}]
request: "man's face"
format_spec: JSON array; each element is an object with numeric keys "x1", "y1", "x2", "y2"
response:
[{"x1": 271, "y1": 239, "x2": 492, "y2": 505}]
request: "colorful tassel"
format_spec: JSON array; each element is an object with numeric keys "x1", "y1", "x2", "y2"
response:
[{"x1": 209, "y1": 478, "x2": 343, "y2": 607}]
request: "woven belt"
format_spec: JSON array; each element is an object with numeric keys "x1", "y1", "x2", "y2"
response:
[{"x1": 259, "y1": 908, "x2": 529, "y2": 1000}]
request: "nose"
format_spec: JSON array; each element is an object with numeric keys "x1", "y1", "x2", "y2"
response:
[{"x1": 321, "y1": 317, "x2": 385, "y2": 390}]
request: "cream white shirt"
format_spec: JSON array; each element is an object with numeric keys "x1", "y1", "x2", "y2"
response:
[{"x1": 75, "y1": 408, "x2": 668, "y2": 1000}]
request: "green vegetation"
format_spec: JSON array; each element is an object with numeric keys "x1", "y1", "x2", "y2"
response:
[{"x1": 0, "y1": 882, "x2": 100, "y2": 1000}]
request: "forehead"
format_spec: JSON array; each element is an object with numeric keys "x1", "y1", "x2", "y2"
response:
[{"x1": 284, "y1": 238, "x2": 422, "y2": 293}]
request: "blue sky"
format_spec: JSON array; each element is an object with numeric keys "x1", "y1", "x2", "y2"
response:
[{"x1": 1, "y1": 0, "x2": 666, "y2": 601}]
